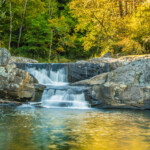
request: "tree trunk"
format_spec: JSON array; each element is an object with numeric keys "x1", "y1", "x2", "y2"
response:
[
  {"x1": 129, "y1": 1, "x2": 132, "y2": 14},
  {"x1": 48, "y1": 0, "x2": 51, "y2": 17},
  {"x1": 119, "y1": 0, "x2": 123, "y2": 17},
  {"x1": 49, "y1": 30, "x2": 53, "y2": 59},
  {"x1": 48, "y1": 0, "x2": 54, "y2": 60},
  {"x1": 9, "y1": 2, "x2": 12, "y2": 50},
  {"x1": 124, "y1": 0, "x2": 128, "y2": 16},
  {"x1": 133, "y1": 0, "x2": 137, "y2": 12},
  {"x1": 48, "y1": 0, "x2": 54, "y2": 18},
  {"x1": 17, "y1": 0, "x2": 28, "y2": 48}
]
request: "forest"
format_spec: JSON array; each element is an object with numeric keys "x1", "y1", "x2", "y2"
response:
[{"x1": 0, "y1": 0, "x2": 150, "y2": 62}]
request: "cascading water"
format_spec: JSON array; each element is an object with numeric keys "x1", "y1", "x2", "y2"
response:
[
  {"x1": 26, "y1": 64, "x2": 68, "y2": 85},
  {"x1": 25, "y1": 63, "x2": 89, "y2": 109}
]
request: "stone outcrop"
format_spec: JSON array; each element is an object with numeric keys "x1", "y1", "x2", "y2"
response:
[
  {"x1": 75, "y1": 59, "x2": 150, "y2": 109},
  {"x1": 68, "y1": 63, "x2": 110, "y2": 82},
  {"x1": 0, "y1": 48, "x2": 44, "y2": 103},
  {"x1": 0, "y1": 48, "x2": 11, "y2": 66},
  {"x1": 0, "y1": 63, "x2": 45, "y2": 101},
  {"x1": 69, "y1": 55, "x2": 150, "y2": 82}
]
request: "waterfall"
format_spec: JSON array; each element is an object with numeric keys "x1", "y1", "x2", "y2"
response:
[
  {"x1": 25, "y1": 63, "x2": 89, "y2": 109},
  {"x1": 41, "y1": 87, "x2": 89, "y2": 109},
  {"x1": 26, "y1": 63, "x2": 68, "y2": 85}
]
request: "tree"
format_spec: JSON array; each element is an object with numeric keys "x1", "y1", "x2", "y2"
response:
[
  {"x1": 17, "y1": 0, "x2": 28, "y2": 48},
  {"x1": 9, "y1": 1, "x2": 12, "y2": 50},
  {"x1": 119, "y1": 0, "x2": 123, "y2": 17},
  {"x1": 0, "y1": 0, "x2": 6, "y2": 46}
]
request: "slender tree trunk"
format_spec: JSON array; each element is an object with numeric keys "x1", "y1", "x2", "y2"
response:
[
  {"x1": 48, "y1": 0, "x2": 54, "y2": 59},
  {"x1": 9, "y1": 2, "x2": 12, "y2": 50},
  {"x1": 49, "y1": 0, "x2": 54, "y2": 18},
  {"x1": 49, "y1": 30, "x2": 53, "y2": 59},
  {"x1": 133, "y1": 0, "x2": 137, "y2": 12},
  {"x1": 119, "y1": 0, "x2": 123, "y2": 17},
  {"x1": 130, "y1": 1, "x2": 132, "y2": 14},
  {"x1": 97, "y1": 33, "x2": 101, "y2": 54},
  {"x1": 17, "y1": 0, "x2": 28, "y2": 48},
  {"x1": 51, "y1": 1, "x2": 53, "y2": 17},
  {"x1": 124, "y1": 0, "x2": 128, "y2": 16},
  {"x1": 48, "y1": 0, "x2": 51, "y2": 17}
]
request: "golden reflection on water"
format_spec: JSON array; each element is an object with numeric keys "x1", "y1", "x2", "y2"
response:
[{"x1": 0, "y1": 108, "x2": 150, "y2": 150}]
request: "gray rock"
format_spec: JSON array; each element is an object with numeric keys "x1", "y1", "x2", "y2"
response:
[
  {"x1": 0, "y1": 48, "x2": 11, "y2": 66},
  {"x1": 0, "y1": 64, "x2": 45, "y2": 101},
  {"x1": 103, "y1": 52, "x2": 112, "y2": 58},
  {"x1": 69, "y1": 63, "x2": 110, "y2": 82},
  {"x1": 77, "y1": 59, "x2": 150, "y2": 109}
]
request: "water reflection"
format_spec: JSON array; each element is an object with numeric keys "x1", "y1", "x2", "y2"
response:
[{"x1": 0, "y1": 106, "x2": 150, "y2": 150}]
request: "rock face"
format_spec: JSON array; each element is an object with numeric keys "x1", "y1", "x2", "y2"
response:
[
  {"x1": 0, "y1": 48, "x2": 11, "y2": 66},
  {"x1": 69, "y1": 55, "x2": 150, "y2": 82},
  {"x1": 75, "y1": 59, "x2": 150, "y2": 109},
  {"x1": 0, "y1": 48, "x2": 44, "y2": 102},
  {"x1": 0, "y1": 63, "x2": 45, "y2": 101},
  {"x1": 68, "y1": 63, "x2": 110, "y2": 82}
]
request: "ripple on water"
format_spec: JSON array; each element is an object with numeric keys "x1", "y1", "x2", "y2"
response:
[{"x1": 0, "y1": 107, "x2": 150, "y2": 150}]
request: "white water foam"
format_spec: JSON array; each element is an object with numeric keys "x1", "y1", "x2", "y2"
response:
[
  {"x1": 27, "y1": 68, "x2": 53, "y2": 85},
  {"x1": 26, "y1": 64, "x2": 89, "y2": 109},
  {"x1": 41, "y1": 88, "x2": 89, "y2": 109}
]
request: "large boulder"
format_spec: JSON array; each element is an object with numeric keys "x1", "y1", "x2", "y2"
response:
[
  {"x1": 0, "y1": 48, "x2": 11, "y2": 66},
  {"x1": 0, "y1": 63, "x2": 45, "y2": 101},
  {"x1": 75, "y1": 59, "x2": 150, "y2": 109}
]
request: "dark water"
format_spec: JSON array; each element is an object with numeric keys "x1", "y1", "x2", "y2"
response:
[{"x1": 0, "y1": 106, "x2": 150, "y2": 150}]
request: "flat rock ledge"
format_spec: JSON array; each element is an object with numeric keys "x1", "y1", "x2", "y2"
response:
[
  {"x1": 0, "y1": 99, "x2": 23, "y2": 106},
  {"x1": 9, "y1": 56, "x2": 38, "y2": 63}
]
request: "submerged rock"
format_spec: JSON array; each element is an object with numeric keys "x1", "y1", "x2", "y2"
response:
[{"x1": 75, "y1": 59, "x2": 150, "y2": 109}]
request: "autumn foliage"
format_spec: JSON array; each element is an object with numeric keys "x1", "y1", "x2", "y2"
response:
[{"x1": 0, "y1": 0, "x2": 150, "y2": 61}]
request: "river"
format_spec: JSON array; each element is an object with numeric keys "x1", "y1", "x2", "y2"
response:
[{"x1": 0, "y1": 106, "x2": 150, "y2": 150}]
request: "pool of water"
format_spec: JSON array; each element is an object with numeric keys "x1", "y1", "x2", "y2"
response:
[{"x1": 0, "y1": 106, "x2": 150, "y2": 150}]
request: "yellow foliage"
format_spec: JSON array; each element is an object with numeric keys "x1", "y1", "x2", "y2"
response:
[
  {"x1": 117, "y1": 38, "x2": 145, "y2": 54},
  {"x1": 57, "y1": 46, "x2": 65, "y2": 53}
]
